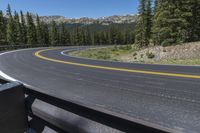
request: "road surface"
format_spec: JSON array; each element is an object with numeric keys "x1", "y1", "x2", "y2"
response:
[{"x1": 0, "y1": 47, "x2": 200, "y2": 133}]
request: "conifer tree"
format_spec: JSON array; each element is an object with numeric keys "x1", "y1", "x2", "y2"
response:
[
  {"x1": 26, "y1": 12, "x2": 37, "y2": 45},
  {"x1": 36, "y1": 15, "x2": 42, "y2": 44},
  {"x1": 153, "y1": 0, "x2": 159, "y2": 12},
  {"x1": 130, "y1": 32, "x2": 135, "y2": 44},
  {"x1": 135, "y1": 0, "x2": 152, "y2": 47},
  {"x1": 186, "y1": 0, "x2": 200, "y2": 41},
  {"x1": 6, "y1": 4, "x2": 15, "y2": 44},
  {"x1": 135, "y1": 0, "x2": 146, "y2": 47},
  {"x1": 84, "y1": 27, "x2": 92, "y2": 45},
  {"x1": 0, "y1": 10, "x2": 6, "y2": 44},
  {"x1": 74, "y1": 27, "x2": 83, "y2": 45},
  {"x1": 117, "y1": 32, "x2": 124, "y2": 44},
  {"x1": 50, "y1": 21, "x2": 59, "y2": 45},
  {"x1": 60, "y1": 22, "x2": 67, "y2": 45},
  {"x1": 65, "y1": 30, "x2": 71, "y2": 45},
  {"x1": 110, "y1": 27, "x2": 118, "y2": 45},
  {"x1": 124, "y1": 31, "x2": 131, "y2": 44},
  {"x1": 100, "y1": 32, "x2": 107, "y2": 45},
  {"x1": 6, "y1": 4, "x2": 12, "y2": 17},
  {"x1": 81, "y1": 30, "x2": 87, "y2": 45},
  {"x1": 146, "y1": 0, "x2": 152, "y2": 43},
  {"x1": 40, "y1": 22, "x2": 49, "y2": 45},
  {"x1": 196, "y1": 0, "x2": 200, "y2": 40},
  {"x1": 20, "y1": 11, "x2": 27, "y2": 44},
  {"x1": 94, "y1": 32, "x2": 101, "y2": 45},
  {"x1": 152, "y1": 0, "x2": 161, "y2": 45},
  {"x1": 14, "y1": 11, "x2": 22, "y2": 44},
  {"x1": 106, "y1": 32, "x2": 111, "y2": 45},
  {"x1": 152, "y1": 0, "x2": 188, "y2": 46}
]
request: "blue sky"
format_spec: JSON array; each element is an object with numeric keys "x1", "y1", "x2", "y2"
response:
[{"x1": 0, "y1": 0, "x2": 139, "y2": 18}]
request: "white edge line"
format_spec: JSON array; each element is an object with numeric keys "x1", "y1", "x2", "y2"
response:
[
  {"x1": 0, "y1": 46, "x2": 74, "y2": 87},
  {"x1": 0, "y1": 71, "x2": 17, "y2": 82},
  {"x1": 0, "y1": 49, "x2": 33, "y2": 82},
  {"x1": 0, "y1": 48, "x2": 47, "y2": 86}
]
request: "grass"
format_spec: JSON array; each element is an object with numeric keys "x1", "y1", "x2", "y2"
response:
[
  {"x1": 70, "y1": 45, "x2": 136, "y2": 61},
  {"x1": 70, "y1": 45, "x2": 200, "y2": 66}
]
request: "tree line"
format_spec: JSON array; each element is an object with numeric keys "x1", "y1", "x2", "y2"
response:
[
  {"x1": 135, "y1": 0, "x2": 200, "y2": 47},
  {"x1": 0, "y1": 4, "x2": 135, "y2": 46}
]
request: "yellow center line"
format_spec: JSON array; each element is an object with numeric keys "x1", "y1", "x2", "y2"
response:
[{"x1": 34, "y1": 48, "x2": 200, "y2": 79}]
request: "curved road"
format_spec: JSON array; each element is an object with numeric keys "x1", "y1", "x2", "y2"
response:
[{"x1": 0, "y1": 47, "x2": 200, "y2": 133}]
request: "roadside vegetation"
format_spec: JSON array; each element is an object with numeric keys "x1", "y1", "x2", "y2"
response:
[
  {"x1": 71, "y1": 42, "x2": 200, "y2": 65},
  {"x1": 71, "y1": 45, "x2": 137, "y2": 61}
]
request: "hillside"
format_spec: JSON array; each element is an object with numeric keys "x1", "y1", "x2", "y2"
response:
[{"x1": 70, "y1": 42, "x2": 200, "y2": 66}]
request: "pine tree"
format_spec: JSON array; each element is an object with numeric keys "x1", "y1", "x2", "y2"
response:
[
  {"x1": 146, "y1": 0, "x2": 152, "y2": 43},
  {"x1": 185, "y1": 0, "x2": 200, "y2": 41},
  {"x1": 135, "y1": 0, "x2": 146, "y2": 47},
  {"x1": 40, "y1": 22, "x2": 49, "y2": 45},
  {"x1": 20, "y1": 11, "x2": 27, "y2": 44},
  {"x1": 153, "y1": 0, "x2": 159, "y2": 12},
  {"x1": 14, "y1": 11, "x2": 22, "y2": 44},
  {"x1": 117, "y1": 32, "x2": 124, "y2": 44},
  {"x1": 196, "y1": 0, "x2": 200, "y2": 40},
  {"x1": 84, "y1": 27, "x2": 92, "y2": 45},
  {"x1": 0, "y1": 10, "x2": 6, "y2": 44},
  {"x1": 106, "y1": 32, "x2": 111, "y2": 45},
  {"x1": 74, "y1": 27, "x2": 83, "y2": 45},
  {"x1": 36, "y1": 15, "x2": 42, "y2": 44},
  {"x1": 50, "y1": 21, "x2": 59, "y2": 45},
  {"x1": 6, "y1": 4, "x2": 12, "y2": 17},
  {"x1": 110, "y1": 27, "x2": 118, "y2": 45},
  {"x1": 152, "y1": 0, "x2": 188, "y2": 46},
  {"x1": 65, "y1": 30, "x2": 71, "y2": 45},
  {"x1": 135, "y1": 0, "x2": 152, "y2": 47},
  {"x1": 26, "y1": 12, "x2": 37, "y2": 45},
  {"x1": 94, "y1": 32, "x2": 101, "y2": 45},
  {"x1": 130, "y1": 32, "x2": 135, "y2": 44},
  {"x1": 124, "y1": 31, "x2": 130, "y2": 44},
  {"x1": 100, "y1": 32, "x2": 107, "y2": 45},
  {"x1": 81, "y1": 30, "x2": 87, "y2": 45},
  {"x1": 6, "y1": 4, "x2": 15, "y2": 44},
  {"x1": 152, "y1": 0, "x2": 162, "y2": 45},
  {"x1": 60, "y1": 22, "x2": 68, "y2": 45}
]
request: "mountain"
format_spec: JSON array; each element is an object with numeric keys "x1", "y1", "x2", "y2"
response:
[
  {"x1": 38, "y1": 14, "x2": 137, "y2": 25},
  {"x1": 4, "y1": 12, "x2": 136, "y2": 25}
]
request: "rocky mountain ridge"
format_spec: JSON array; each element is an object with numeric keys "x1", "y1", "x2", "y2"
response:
[{"x1": 38, "y1": 14, "x2": 137, "y2": 25}]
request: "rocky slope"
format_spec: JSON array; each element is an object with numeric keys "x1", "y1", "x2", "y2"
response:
[{"x1": 120, "y1": 42, "x2": 200, "y2": 63}]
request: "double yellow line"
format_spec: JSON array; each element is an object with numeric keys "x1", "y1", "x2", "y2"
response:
[{"x1": 35, "y1": 48, "x2": 200, "y2": 79}]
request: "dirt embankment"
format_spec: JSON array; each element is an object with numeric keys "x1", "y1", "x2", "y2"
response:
[{"x1": 120, "y1": 42, "x2": 200, "y2": 63}]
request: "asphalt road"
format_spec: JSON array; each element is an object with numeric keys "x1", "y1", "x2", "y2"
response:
[{"x1": 0, "y1": 47, "x2": 200, "y2": 133}]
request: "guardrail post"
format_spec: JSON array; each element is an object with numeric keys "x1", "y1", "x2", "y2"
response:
[{"x1": 0, "y1": 82, "x2": 28, "y2": 133}]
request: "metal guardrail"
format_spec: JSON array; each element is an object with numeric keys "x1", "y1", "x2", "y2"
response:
[{"x1": 0, "y1": 79, "x2": 168, "y2": 133}]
